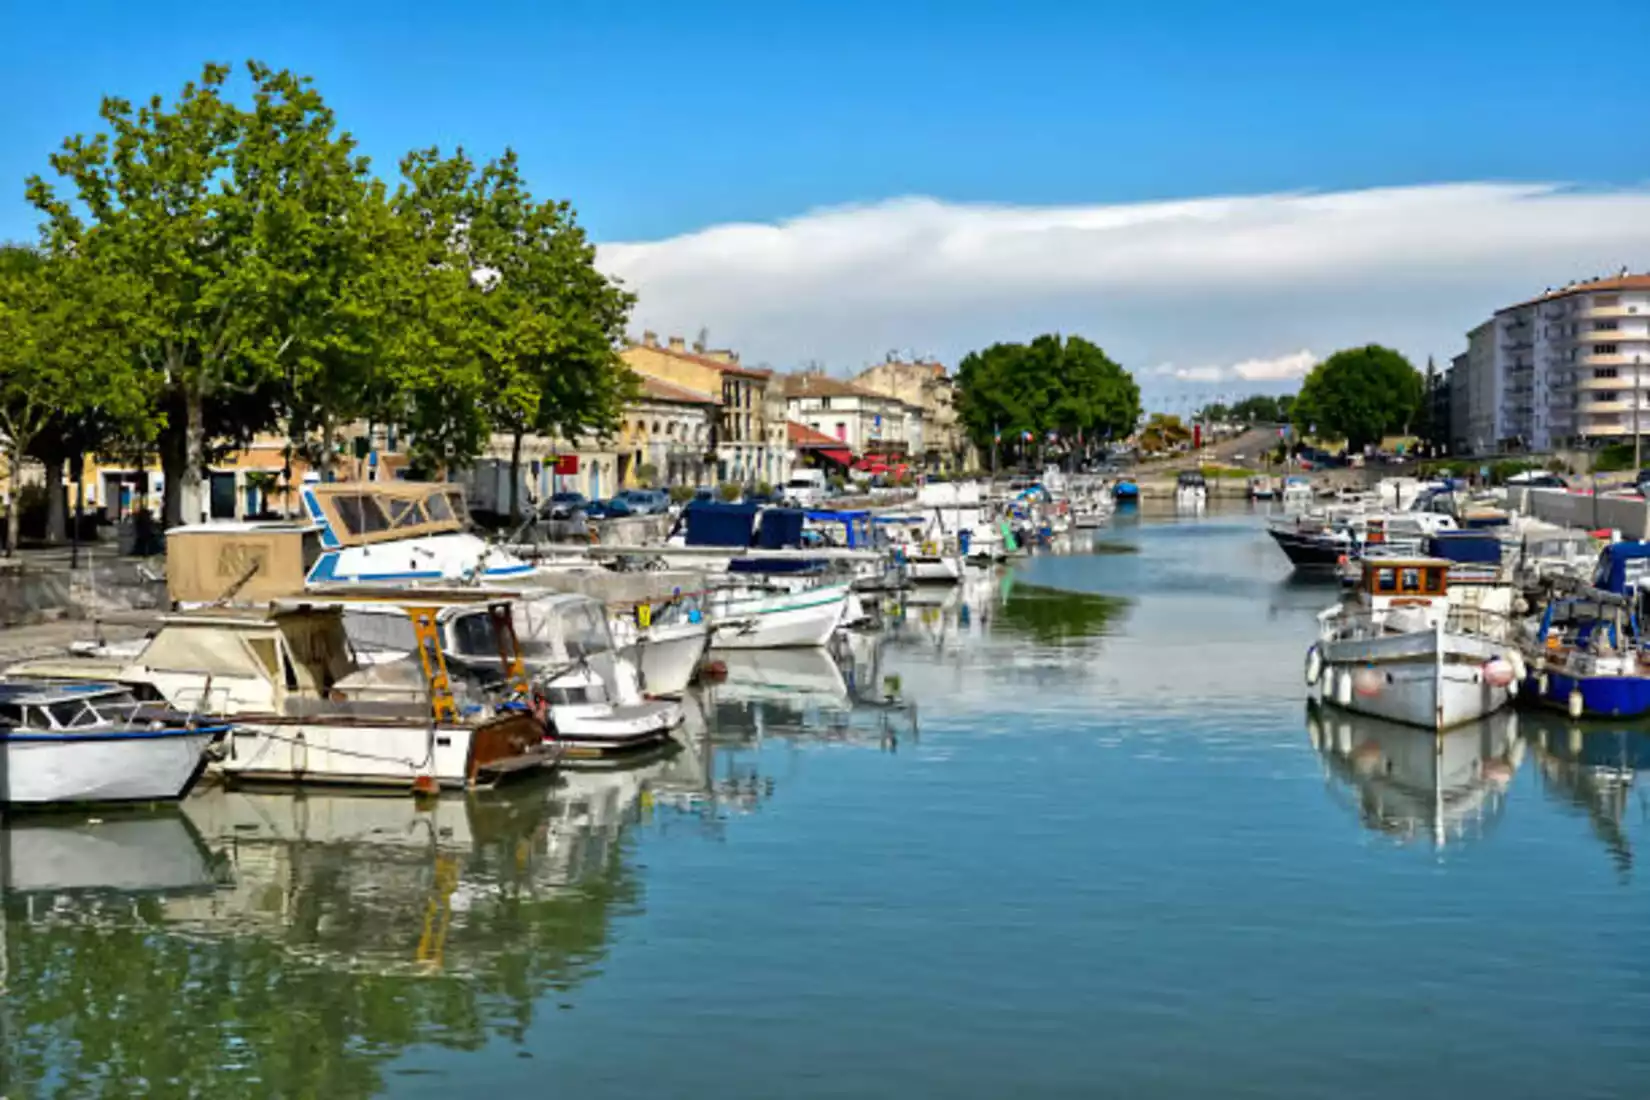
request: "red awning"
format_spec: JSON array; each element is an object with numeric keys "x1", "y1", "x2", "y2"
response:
[{"x1": 818, "y1": 448, "x2": 852, "y2": 466}]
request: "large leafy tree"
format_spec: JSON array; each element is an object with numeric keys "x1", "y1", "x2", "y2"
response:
[
  {"x1": 0, "y1": 245, "x2": 151, "y2": 551},
  {"x1": 1292, "y1": 344, "x2": 1423, "y2": 451},
  {"x1": 441, "y1": 149, "x2": 636, "y2": 519},
  {"x1": 956, "y1": 334, "x2": 1139, "y2": 459},
  {"x1": 27, "y1": 61, "x2": 377, "y2": 526}
]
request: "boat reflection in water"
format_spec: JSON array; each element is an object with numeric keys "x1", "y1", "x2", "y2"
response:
[
  {"x1": 0, "y1": 760, "x2": 683, "y2": 1097},
  {"x1": 1525, "y1": 713, "x2": 1650, "y2": 879},
  {"x1": 1307, "y1": 702, "x2": 1525, "y2": 849},
  {"x1": 705, "y1": 633, "x2": 917, "y2": 751}
]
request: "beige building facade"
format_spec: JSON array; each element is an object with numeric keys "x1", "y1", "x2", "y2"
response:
[{"x1": 853, "y1": 358, "x2": 974, "y2": 470}]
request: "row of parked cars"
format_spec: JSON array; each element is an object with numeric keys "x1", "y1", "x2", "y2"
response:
[{"x1": 544, "y1": 488, "x2": 672, "y2": 520}]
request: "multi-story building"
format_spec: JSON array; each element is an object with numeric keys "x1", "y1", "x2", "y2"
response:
[
  {"x1": 1454, "y1": 273, "x2": 1650, "y2": 452},
  {"x1": 621, "y1": 333, "x2": 787, "y2": 486},
  {"x1": 853, "y1": 358, "x2": 973, "y2": 470},
  {"x1": 615, "y1": 376, "x2": 721, "y2": 489},
  {"x1": 779, "y1": 372, "x2": 922, "y2": 457}
]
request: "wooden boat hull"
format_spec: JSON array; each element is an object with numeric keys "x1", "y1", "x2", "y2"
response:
[{"x1": 2, "y1": 725, "x2": 223, "y2": 806}]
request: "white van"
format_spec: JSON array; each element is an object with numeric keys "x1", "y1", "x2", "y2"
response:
[{"x1": 784, "y1": 469, "x2": 830, "y2": 507}]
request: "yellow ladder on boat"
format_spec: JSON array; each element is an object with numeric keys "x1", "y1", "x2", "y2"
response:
[
  {"x1": 408, "y1": 606, "x2": 458, "y2": 723},
  {"x1": 488, "y1": 601, "x2": 531, "y2": 696}
]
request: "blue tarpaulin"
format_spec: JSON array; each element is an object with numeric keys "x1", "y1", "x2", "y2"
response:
[
  {"x1": 1426, "y1": 532, "x2": 1501, "y2": 564},
  {"x1": 756, "y1": 508, "x2": 807, "y2": 550},
  {"x1": 683, "y1": 501, "x2": 760, "y2": 547}
]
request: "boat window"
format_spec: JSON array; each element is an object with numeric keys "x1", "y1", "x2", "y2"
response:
[
  {"x1": 50, "y1": 700, "x2": 101, "y2": 728},
  {"x1": 446, "y1": 490, "x2": 468, "y2": 523},
  {"x1": 1400, "y1": 567, "x2": 1421, "y2": 592},
  {"x1": 0, "y1": 703, "x2": 21, "y2": 726},
  {"x1": 425, "y1": 491, "x2": 454, "y2": 522},
  {"x1": 1374, "y1": 568, "x2": 1396, "y2": 593},
  {"x1": 385, "y1": 495, "x2": 426, "y2": 529},
  {"x1": 565, "y1": 605, "x2": 613, "y2": 659},
  {"x1": 1423, "y1": 568, "x2": 1445, "y2": 594},
  {"x1": 450, "y1": 612, "x2": 498, "y2": 659},
  {"x1": 23, "y1": 704, "x2": 53, "y2": 729},
  {"x1": 332, "y1": 493, "x2": 366, "y2": 534},
  {"x1": 246, "y1": 636, "x2": 281, "y2": 680},
  {"x1": 331, "y1": 494, "x2": 392, "y2": 536}
]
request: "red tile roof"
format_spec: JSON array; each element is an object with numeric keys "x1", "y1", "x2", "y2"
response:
[
  {"x1": 780, "y1": 373, "x2": 919, "y2": 406},
  {"x1": 787, "y1": 420, "x2": 842, "y2": 447},
  {"x1": 1501, "y1": 273, "x2": 1650, "y2": 313},
  {"x1": 639, "y1": 375, "x2": 722, "y2": 405},
  {"x1": 627, "y1": 342, "x2": 772, "y2": 379}
]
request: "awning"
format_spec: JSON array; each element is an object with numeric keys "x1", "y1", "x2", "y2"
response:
[{"x1": 817, "y1": 448, "x2": 852, "y2": 466}]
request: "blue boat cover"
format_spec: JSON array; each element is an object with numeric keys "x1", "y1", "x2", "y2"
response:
[
  {"x1": 756, "y1": 508, "x2": 807, "y2": 550},
  {"x1": 1594, "y1": 541, "x2": 1650, "y2": 593},
  {"x1": 683, "y1": 501, "x2": 760, "y2": 547},
  {"x1": 1426, "y1": 532, "x2": 1501, "y2": 564}
]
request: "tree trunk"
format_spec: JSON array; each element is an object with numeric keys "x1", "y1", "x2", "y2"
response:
[
  {"x1": 320, "y1": 415, "x2": 336, "y2": 482},
  {"x1": 160, "y1": 421, "x2": 185, "y2": 530},
  {"x1": 6, "y1": 446, "x2": 21, "y2": 557},
  {"x1": 70, "y1": 453, "x2": 85, "y2": 569},
  {"x1": 42, "y1": 455, "x2": 67, "y2": 543},
  {"x1": 509, "y1": 430, "x2": 524, "y2": 524},
  {"x1": 180, "y1": 386, "x2": 207, "y2": 524}
]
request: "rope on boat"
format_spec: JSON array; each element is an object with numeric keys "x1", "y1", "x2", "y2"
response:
[{"x1": 231, "y1": 725, "x2": 436, "y2": 771}]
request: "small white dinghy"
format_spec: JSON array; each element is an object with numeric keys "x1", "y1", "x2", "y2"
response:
[
  {"x1": 1308, "y1": 555, "x2": 1522, "y2": 731},
  {"x1": 0, "y1": 680, "x2": 227, "y2": 807}
]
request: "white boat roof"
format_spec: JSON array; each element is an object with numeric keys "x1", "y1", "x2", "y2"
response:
[{"x1": 169, "y1": 520, "x2": 320, "y2": 535}]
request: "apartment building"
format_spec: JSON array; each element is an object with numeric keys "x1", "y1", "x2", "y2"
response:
[
  {"x1": 853, "y1": 358, "x2": 971, "y2": 470},
  {"x1": 780, "y1": 372, "x2": 922, "y2": 456},
  {"x1": 621, "y1": 333, "x2": 789, "y2": 486},
  {"x1": 1452, "y1": 273, "x2": 1650, "y2": 452}
]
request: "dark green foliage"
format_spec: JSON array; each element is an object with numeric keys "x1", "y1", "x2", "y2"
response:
[
  {"x1": 956, "y1": 334, "x2": 1140, "y2": 453},
  {"x1": 1291, "y1": 345, "x2": 1423, "y2": 451}
]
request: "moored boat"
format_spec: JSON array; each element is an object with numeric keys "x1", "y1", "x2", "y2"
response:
[
  {"x1": 1309, "y1": 555, "x2": 1521, "y2": 731},
  {"x1": 0, "y1": 680, "x2": 228, "y2": 807}
]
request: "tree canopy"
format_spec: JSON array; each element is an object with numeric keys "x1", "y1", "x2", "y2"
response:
[
  {"x1": 20, "y1": 60, "x2": 634, "y2": 527},
  {"x1": 955, "y1": 334, "x2": 1139, "y2": 455},
  {"x1": 1291, "y1": 345, "x2": 1423, "y2": 451},
  {"x1": 1201, "y1": 393, "x2": 1294, "y2": 425}
]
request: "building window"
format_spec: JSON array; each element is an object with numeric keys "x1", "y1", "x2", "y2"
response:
[
  {"x1": 835, "y1": 422, "x2": 847, "y2": 441},
  {"x1": 1596, "y1": 368, "x2": 1619, "y2": 379},
  {"x1": 1595, "y1": 345, "x2": 1619, "y2": 356},
  {"x1": 1595, "y1": 295, "x2": 1619, "y2": 308},
  {"x1": 818, "y1": 397, "x2": 831, "y2": 410},
  {"x1": 1595, "y1": 321, "x2": 1620, "y2": 331}
]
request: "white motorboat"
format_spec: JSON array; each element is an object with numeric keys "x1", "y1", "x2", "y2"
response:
[
  {"x1": 1309, "y1": 554, "x2": 1521, "y2": 731},
  {"x1": 0, "y1": 680, "x2": 228, "y2": 806},
  {"x1": 344, "y1": 592, "x2": 683, "y2": 760},
  {"x1": 1175, "y1": 470, "x2": 1208, "y2": 512},
  {"x1": 11, "y1": 593, "x2": 554, "y2": 791},
  {"x1": 608, "y1": 613, "x2": 710, "y2": 697},
  {"x1": 704, "y1": 579, "x2": 851, "y2": 649}
]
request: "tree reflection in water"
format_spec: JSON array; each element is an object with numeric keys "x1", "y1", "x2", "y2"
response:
[
  {"x1": 0, "y1": 773, "x2": 645, "y2": 1098},
  {"x1": 994, "y1": 581, "x2": 1129, "y2": 646}
]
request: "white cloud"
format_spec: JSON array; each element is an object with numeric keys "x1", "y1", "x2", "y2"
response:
[{"x1": 596, "y1": 183, "x2": 1650, "y2": 396}]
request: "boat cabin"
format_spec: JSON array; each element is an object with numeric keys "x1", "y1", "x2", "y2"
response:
[
  {"x1": 1356, "y1": 556, "x2": 1452, "y2": 609},
  {"x1": 1177, "y1": 471, "x2": 1207, "y2": 489},
  {"x1": 0, "y1": 681, "x2": 147, "y2": 732}
]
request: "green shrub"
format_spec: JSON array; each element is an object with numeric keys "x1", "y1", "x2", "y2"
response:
[
  {"x1": 668, "y1": 484, "x2": 697, "y2": 504},
  {"x1": 755, "y1": 480, "x2": 774, "y2": 497},
  {"x1": 717, "y1": 482, "x2": 742, "y2": 502},
  {"x1": 1593, "y1": 443, "x2": 1637, "y2": 473}
]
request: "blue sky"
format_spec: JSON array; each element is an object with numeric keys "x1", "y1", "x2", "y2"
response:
[{"x1": 5, "y1": 0, "x2": 1650, "y2": 400}]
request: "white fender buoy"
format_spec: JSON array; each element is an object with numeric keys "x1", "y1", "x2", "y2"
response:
[
  {"x1": 1334, "y1": 667, "x2": 1353, "y2": 707},
  {"x1": 1507, "y1": 650, "x2": 1526, "y2": 684},
  {"x1": 1537, "y1": 672, "x2": 1549, "y2": 695},
  {"x1": 1482, "y1": 658, "x2": 1515, "y2": 689},
  {"x1": 1568, "y1": 689, "x2": 1585, "y2": 720},
  {"x1": 1304, "y1": 645, "x2": 1323, "y2": 688}
]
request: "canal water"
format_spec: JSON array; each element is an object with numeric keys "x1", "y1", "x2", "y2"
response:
[{"x1": 4, "y1": 509, "x2": 1649, "y2": 1097}]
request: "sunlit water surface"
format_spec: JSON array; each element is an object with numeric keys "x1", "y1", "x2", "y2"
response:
[{"x1": 4, "y1": 509, "x2": 1649, "y2": 1098}]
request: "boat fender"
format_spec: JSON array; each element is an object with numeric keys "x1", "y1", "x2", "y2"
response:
[
  {"x1": 1537, "y1": 672, "x2": 1549, "y2": 695},
  {"x1": 1481, "y1": 658, "x2": 1515, "y2": 689},
  {"x1": 1304, "y1": 645, "x2": 1323, "y2": 688},
  {"x1": 1333, "y1": 668, "x2": 1353, "y2": 707},
  {"x1": 1506, "y1": 650, "x2": 1526, "y2": 684},
  {"x1": 1353, "y1": 666, "x2": 1383, "y2": 697},
  {"x1": 1568, "y1": 689, "x2": 1585, "y2": 720}
]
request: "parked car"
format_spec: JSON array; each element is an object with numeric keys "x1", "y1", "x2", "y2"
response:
[
  {"x1": 615, "y1": 488, "x2": 668, "y2": 515},
  {"x1": 545, "y1": 491, "x2": 587, "y2": 519},
  {"x1": 584, "y1": 497, "x2": 634, "y2": 520}
]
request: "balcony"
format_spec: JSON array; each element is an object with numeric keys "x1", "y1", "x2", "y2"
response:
[{"x1": 1577, "y1": 302, "x2": 1650, "y2": 321}]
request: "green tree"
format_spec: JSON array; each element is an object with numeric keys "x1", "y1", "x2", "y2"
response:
[
  {"x1": 449, "y1": 149, "x2": 637, "y2": 520},
  {"x1": 0, "y1": 246, "x2": 151, "y2": 551},
  {"x1": 28, "y1": 61, "x2": 376, "y2": 526},
  {"x1": 1138, "y1": 413, "x2": 1191, "y2": 453},
  {"x1": 1292, "y1": 344, "x2": 1423, "y2": 452},
  {"x1": 956, "y1": 334, "x2": 1139, "y2": 459}
]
